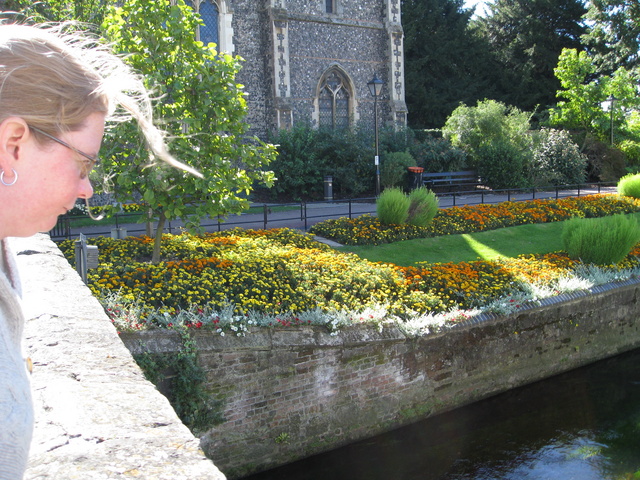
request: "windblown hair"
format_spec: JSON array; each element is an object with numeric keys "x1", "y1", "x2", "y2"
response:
[{"x1": 0, "y1": 22, "x2": 197, "y2": 176}]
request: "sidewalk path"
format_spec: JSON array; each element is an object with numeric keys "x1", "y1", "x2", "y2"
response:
[{"x1": 63, "y1": 185, "x2": 617, "y2": 239}]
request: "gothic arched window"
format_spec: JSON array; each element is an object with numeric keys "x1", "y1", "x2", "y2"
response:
[
  {"x1": 198, "y1": 0, "x2": 219, "y2": 46},
  {"x1": 318, "y1": 70, "x2": 351, "y2": 130},
  {"x1": 185, "y1": 0, "x2": 219, "y2": 47}
]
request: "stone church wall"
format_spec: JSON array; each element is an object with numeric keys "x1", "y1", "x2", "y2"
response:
[{"x1": 228, "y1": 0, "x2": 405, "y2": 138}]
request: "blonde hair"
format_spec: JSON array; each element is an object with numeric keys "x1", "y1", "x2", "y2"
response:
[{"x1": 0, "y1": 22, "x2": 199, "y2": 176}]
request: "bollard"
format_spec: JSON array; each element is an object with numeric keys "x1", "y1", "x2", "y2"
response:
[
  {"x1": 324, "y1": 175, "x2": 333, "y2": 201},
  {"x1": 111, "y1": 227, "x2": 127, "y2": 239},
  {"x1": 75, "y1": 233, "x2": 99, "y2": 285}
]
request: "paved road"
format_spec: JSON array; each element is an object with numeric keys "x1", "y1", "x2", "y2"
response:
[{"x1": 61, "y1": 185, "x2": 617, "y2": 240}]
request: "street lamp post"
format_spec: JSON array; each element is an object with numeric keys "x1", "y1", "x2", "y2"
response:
[
  {"x1": 608, "y1": 94, "x2": 616, "y2": 145},
  {"x1": 367, "y1": 73, "x2": 384, "y2": 196}
]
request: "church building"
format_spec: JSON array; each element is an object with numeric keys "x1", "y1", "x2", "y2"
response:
[{"x1": 186, "y1": 0, "x2": 407, "y2": 138}]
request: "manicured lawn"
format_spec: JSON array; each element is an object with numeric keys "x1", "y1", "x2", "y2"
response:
[{"x1": 339, "y1": 213, "x2": 640, "y2": 266}]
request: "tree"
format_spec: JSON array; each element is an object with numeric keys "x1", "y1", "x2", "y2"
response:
[
  {"x1": 583, "y1": 0, "x2": 640, "y2": 73},
  {"x1": 402, "y1": 0, "x2": 501, "y2": 129},
  {"x1": 442, "y1": 99, "x2": 534, "y2": 188},
  {"x1": 475, "y1": 0, "x2": 587, "y2": 112},
  {"x1": 102, "y1": 0, "x2": 275, "y2": 263},
  {"x1": 548, "y1": 48, "x2": 640, "y2": 146},
  {"x1": 2, "y1": 0, "x2": 107, "y2": 25},
  {"x1": 547, "y1": 48, "x2": 604, "y2": 139},
  {"x1": 442, "y1": 99, "x2": 532, "y2": 163}
]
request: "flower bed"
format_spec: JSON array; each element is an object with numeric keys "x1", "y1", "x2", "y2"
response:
[
  {"x1": 56, "y1": 194, "x2": 640, "y2": 335},
  {"x1": 310, "y1": 194, "x2": 640, "y2": 245}
]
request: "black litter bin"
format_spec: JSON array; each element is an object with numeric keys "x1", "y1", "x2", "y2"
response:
[
  {"x1": 407, "y1": 167, "x2": 424, "y2": 190},
  {"x1": 324, "y1": 175, "x2": 333, "y2": 201}
]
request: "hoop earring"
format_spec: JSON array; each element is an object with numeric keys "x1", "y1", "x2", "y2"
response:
[
  {"x1": 85, "y1": 198, "x2": 104, "y2": 221},
  {"x1": 0, "y1": 169, "x2": 17, "y2": 186}
]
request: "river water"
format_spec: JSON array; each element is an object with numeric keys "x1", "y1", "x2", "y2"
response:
[{"x1": 243, "y1": 348, "x2": 640, "y2": 480}]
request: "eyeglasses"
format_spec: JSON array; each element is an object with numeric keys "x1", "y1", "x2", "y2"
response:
[{"x1": 28, "y1": 125, "x2": 99, "y2": 179}]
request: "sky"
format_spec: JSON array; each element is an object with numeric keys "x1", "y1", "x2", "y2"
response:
[{"x1": 463, "y1": 0, "x2": 492, "y2": 16}]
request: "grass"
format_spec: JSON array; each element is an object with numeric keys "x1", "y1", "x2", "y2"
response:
[{"x1": 339, "y1": 213, "x2": 640, "y2": 266}]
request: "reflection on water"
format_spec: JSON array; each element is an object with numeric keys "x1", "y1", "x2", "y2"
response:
[{"x1": 242, "y1": 349, "x2": 640, "y2": 480}]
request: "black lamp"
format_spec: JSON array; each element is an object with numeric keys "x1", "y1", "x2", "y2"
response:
[{"x1": 367, "y1": 73, "x2": 384, "y2": 195}]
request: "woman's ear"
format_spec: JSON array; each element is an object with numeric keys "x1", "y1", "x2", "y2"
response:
[{"x1": 0, "y1": 117, "x2": 30, "y2": 168}]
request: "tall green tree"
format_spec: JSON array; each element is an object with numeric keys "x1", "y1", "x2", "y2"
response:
[
  {"x1": 548, "y1": 48, "x2": 640, "y2": 146},
  {"x1": 402, "y1": 0, "x2": 500, "y2": 129},
  {"x1": 583, "y1": 0, "x2": 640, "y2": 73},
  {"x1": 475, "y1": 0, "x2": 587, "y2": 112},
  {"x1": 102, "y1": 0, "x2": 275, "y2": 263}
]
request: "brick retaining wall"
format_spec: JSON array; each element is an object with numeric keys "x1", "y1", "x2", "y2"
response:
[{"x1": 122, "y1": 279, "x2": 640, "y2": 479}]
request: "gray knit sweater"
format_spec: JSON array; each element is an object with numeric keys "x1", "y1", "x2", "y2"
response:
[{"x1": 0, "y1": 239, "x2": 33, "y2": 479}]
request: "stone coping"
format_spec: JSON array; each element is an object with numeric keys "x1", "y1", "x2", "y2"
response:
[{"x1": 14, "y1": 234, "x2": 225, "y2": 479}]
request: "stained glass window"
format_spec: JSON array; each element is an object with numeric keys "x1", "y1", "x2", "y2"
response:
[
  {"x1": 318, "y1": 70, "x2": 351, "y2": 129},
  {"x1": 185, "y1": 0, "x2": 219, "y2": 47}
]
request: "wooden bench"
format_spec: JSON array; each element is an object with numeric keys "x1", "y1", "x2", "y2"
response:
[{"x1": 422, "y1": 170, "x2": 481, "y2": 192}]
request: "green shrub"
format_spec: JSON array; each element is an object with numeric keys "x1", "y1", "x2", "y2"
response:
[
  {"x1": 267, "y1": 123, "x2": 326, "y2": 200},
  {"x1": 442, "y1": 99, "x2": 532, "y2": 168},
  {"x1": 618, "y1": 173, "x2": 640, "y2": 198},
  {"x1": 618, "y1": 139, "x2": 640, "y2": 168},
  {"x1": 476, "y1": 140, "x2": 530, "y2": 190},
  {"x1": 582, "y1": 137, "x2": 627, "y2": 182},
  {"x1": 381, "y1": 151, "x2": 416, "y2": 189},
  {"x1": 315, "y1": 125, "x2": 375, "y2": 197},
  {"x1": 379, "y1": 125, "x2": 415, "y2": 153},
  {"x1": 410, "y1": 134, "x2": 468, "y2": 172},
  {"x1": 377, "y1": 188, "x2": 410, "y2": 225},
  {"x1": 619, "y1": 111, "x2": 640, "y2": 167},
  {"x1": 529, "y1": 128, "x2": 587, "y2": 187},
  {"x1": 562, "y1": 214, "x2": 640, "y2": 265},
  {"x1": 407, "y1": 187, "x2": 439, "y2": 227},
  {"x1": 267, "y1": 123, "x2": 375, "y2": 200}
]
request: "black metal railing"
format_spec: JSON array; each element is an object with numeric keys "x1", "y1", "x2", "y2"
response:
[{"x1": 49, "y1": 182, "x2": 617, "y2": 240}]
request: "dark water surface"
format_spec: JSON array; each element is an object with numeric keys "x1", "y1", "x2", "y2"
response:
[{"x1": 243, "y1": 349, "x2": 640, "y2": 480}]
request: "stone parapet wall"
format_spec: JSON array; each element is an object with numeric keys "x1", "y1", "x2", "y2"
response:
[
  {"x1": 14, "y1": 234, "x2": 225, "y2": 479},
  {"x1": 123, "y1": 280, "x2": 640, "y2": 479}
]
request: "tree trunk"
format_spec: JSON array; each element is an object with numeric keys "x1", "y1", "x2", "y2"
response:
[
  {"x1": 146, "y1": 208, "x2": 154, "y2": 237},
  {"x1": 152, "y1": 211, "x2": 166, "y2": 265}
]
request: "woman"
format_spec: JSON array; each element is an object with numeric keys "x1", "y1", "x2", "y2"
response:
[{"x1": 0, "y1": 22, "x2": 193, "y2": 478}]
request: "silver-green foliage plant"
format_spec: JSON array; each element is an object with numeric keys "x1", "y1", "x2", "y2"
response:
[
  {"x1": 530, "y1": 128, "x2": 587, "y2": 187},
  {"x1": 377, "y1": 188, "x2": 410, "y2": 225},
  {"x1": 562, "y1": 214, "x2": 640, "y2": 265},
  {"x1": 407, "y1": 187, "x2": 439, "y2": 227},
  {"x1": 617, "y1": 173, "x2": 640, "y2": 199}
]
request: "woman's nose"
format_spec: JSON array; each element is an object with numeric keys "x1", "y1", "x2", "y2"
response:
[{"x1": 77, "y1": 176, "x2": 93, "y2": 200}]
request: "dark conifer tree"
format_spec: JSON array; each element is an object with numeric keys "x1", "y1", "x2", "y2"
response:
[
  {"x1": 583, "y1": 0, "x2": 640, "y2": 73},
  {"x1": 402, "y1": 0, "x2": 500, "y2": 129},
  {"x1": 475, "y1": 0, "x2": 587, "y2": 113}
]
